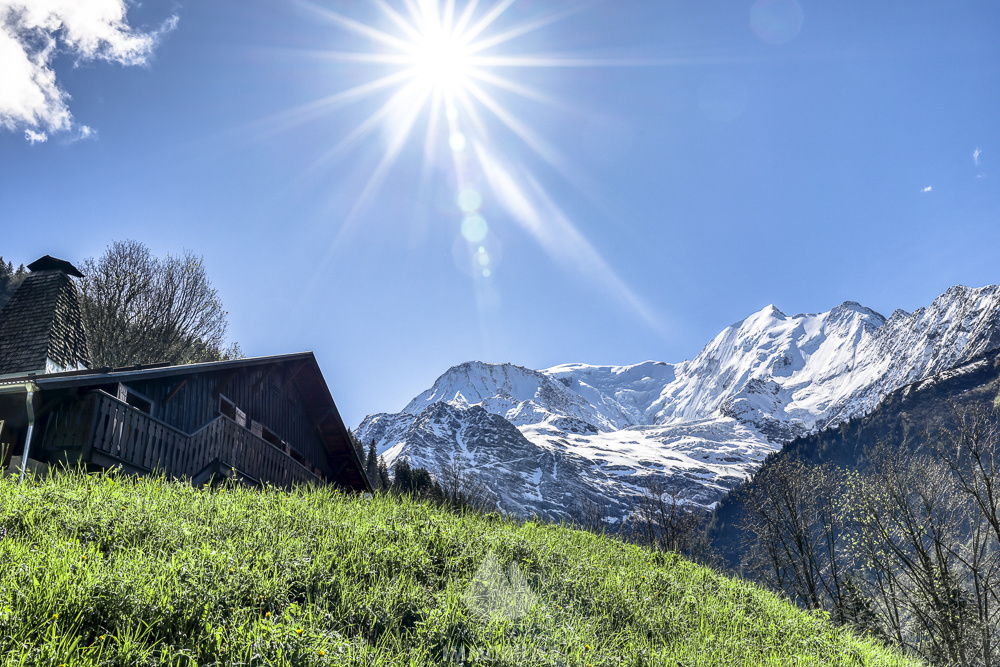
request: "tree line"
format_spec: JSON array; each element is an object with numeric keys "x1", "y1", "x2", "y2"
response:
[
  {"x1": 0, "y1": 258, "x2": 28, "y2": 311},
  {"x1": 735, "y1": 403, "x2": 1000, "y2": 667},
  {"x1": 568, "y1": 385, "x2": 1000, "y2": 667},
  {"x1": 348, "y1": 431, "x2": 496, "y2": 514}
]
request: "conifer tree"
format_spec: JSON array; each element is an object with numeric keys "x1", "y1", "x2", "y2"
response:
[
  {"x1": 377, "y1": 457, "x2": 390, "y2": 490},
  {"x1": 0, "y1": 258, "x2": 27, "y2": 311},
  {"x1": 366, "y1": 441, "x2": 379, "y2": 490},
  {"x1": 392, "y1": 458, "x2": 413, "y2": 494},
  {"x1": 348, "y1": 430, "x2": 365, "y2": 467}
]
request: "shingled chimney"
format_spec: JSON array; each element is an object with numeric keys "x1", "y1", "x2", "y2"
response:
[{"x1": 0, "y1": 255, "x2": 90, "y2": 376}]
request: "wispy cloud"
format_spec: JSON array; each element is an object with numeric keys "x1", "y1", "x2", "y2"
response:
[
  {"x1": 0, "y1": 0, "x2": 177, "y2": 142},
  {"x1": 974, "y1": 147, "x2": 982, "y2": 166},
  {"x1": 23, "y1": 128, "x2": 46, "y2": 144},
  {"x1": 72, "y1": 125, "x2": 96, "y2": 143},
  {"x1": 921, "y1": 186, "x2": 933, "y2": 193}
]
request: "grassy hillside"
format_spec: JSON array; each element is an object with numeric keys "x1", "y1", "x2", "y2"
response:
[{"x1": 0, "y1": 471, "x2": 918, "y2": 666}]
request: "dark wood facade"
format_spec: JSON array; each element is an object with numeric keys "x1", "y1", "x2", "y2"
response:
[{"x1": 2, "y1": 353, "x2": 369, "y2": 491}]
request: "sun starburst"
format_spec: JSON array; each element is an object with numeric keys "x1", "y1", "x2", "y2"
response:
[{"x1": 290, "y1": 0, "x2": 667, "y2": 337}]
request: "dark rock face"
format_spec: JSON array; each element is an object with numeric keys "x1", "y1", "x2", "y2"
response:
[{"x1": 360, "y1": 401, "x2": 643, "y2": 523}]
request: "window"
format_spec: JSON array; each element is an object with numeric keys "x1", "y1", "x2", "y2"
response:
[
  {"x1": 288, "y1": 446, "x2": 306, "y2": 465},
  {"x1": 261, "y1": 427, "x2": 282, "y2": 448},
  {"x1": 117, "y1": 384, "x2": 152, "y2": 414},
  {"x1": 219, "y1": 396, "x2": 246, "y2": 427},
  {"x1": 250, "y1": 420, "x2": 287, "y2": 451},
  {"x1": 221, "y1": 398, "x2": 292, "y2": 454}
]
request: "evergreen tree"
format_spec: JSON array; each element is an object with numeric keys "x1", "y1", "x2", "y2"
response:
[
  {"x1": 348, "y1": 429, "x2": 366, "y2": 468},
  {"x1": 377, "y1": 457, "x2": 390, "y2": 489},
  {"x1": 410, "y1": 467, "x2": 433, "y2": 495},
  {"x1": 392, "y1": 458, "x2": 413, "y2": 494},
  {"x1": 0, "y1": 258, "x2": 27, "y2": 312},
  {"x1": 366, "y1": 441, "x2": 379, "y2": 490}
]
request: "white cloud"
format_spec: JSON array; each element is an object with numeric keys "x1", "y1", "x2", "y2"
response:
[
  {"x1": 0, "y1": 0, "x2": 177, "y2": 141},
  {"x1": 24, "y1": 128, "x2": 46, "y2": 143},
  {"x1": 974, "y1": 147, "x2": 982, "y2": 166},
  {"x1": 921, "y1": 186, "x2": 933, "y2": 193}
]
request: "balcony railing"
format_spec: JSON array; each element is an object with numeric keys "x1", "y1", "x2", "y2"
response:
[{"x1": 40, "y1": 390, "x2": 323, "y2": 488}]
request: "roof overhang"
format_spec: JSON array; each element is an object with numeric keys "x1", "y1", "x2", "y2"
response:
[{"x1": 0, "y1": 352, "x2": 371, "y2": 491}]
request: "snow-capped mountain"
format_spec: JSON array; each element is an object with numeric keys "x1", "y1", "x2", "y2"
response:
[{"x1": 356, "y1": 284, "x2": 1000, "y2": 524}]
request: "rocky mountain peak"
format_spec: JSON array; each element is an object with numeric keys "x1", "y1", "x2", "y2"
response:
[{"x1": 358, "y1": 283, "x2": 1000, "y2": 524}]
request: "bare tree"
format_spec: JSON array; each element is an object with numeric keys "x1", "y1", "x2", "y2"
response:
[
  {"x1": 740, "y1": 458, "x2": 846, "y2": 613},
  {"x1": 733, "y1": 406, "x2": 1000, "y2": 666},
  {"x1": 926, "y1": 404, "x2": 1000, "y2": 667},
  {"x1": 632, "y1": 477, "x2": 712, "y2": 562},
  {"x1": 845, "y1": 443, "x2": 978, "y2": 665},
  {"x1": 436, "y1": 453, "x2": 495, "y2": 513},
  {"x1": 79, "y1": 240, "x2": 239, "y2": 367}
]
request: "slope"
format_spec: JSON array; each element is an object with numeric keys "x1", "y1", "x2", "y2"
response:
[{"x1": 0, "y1": 469, "x2": 917, "y2": 666}]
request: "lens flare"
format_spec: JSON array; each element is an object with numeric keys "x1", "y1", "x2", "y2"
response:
[
  {"x1": 449, "y1": 131, "x2": 467, "y2": 151},
  {"x1": 461, "y1": 214, "x2": 489, "y2": 242},
  {"x1": 296, "y1": 0, "x2": 668, "y2": 336},
  {"x1": 750, "y1": 0, "x2": 804, "y2": 45},
  {"x1": 457, "y1": 187, "x2": 482, "y2": 212}
]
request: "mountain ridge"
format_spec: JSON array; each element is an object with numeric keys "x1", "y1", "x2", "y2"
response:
[{"x1": 356, "y1": 283, "x2": 1000, "y2": 523}]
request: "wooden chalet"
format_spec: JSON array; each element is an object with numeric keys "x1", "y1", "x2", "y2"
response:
[{"x1": 0, "y1": 256, "x2": 369, "y2": 491}]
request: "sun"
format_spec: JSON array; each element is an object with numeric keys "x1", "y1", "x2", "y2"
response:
[
  {"x1": 289, "y1": 0, "x2": 667, "y2": 335},
  {"x1": 406, "y1": 26, "x2": 474, "y2": 95},
  {"x1": 302, "y1": 0, "x2": 576, "y2": 210}
]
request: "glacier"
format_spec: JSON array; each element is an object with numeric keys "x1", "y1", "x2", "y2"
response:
[{"x1": 356, "y1": 284, "x2": 1000, "y2": 523}]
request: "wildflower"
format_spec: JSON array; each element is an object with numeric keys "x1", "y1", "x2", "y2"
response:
[
  {"x1": 99, "y1": 635, "x2": 106, "y2": 640},
  {"x1": 318, "y1": 649, "x2": 325, "y2": 656},
  {"x1": 52, "y1": 613, "x2": 58, "y2": 620},
  {"x1": 585, "y1": 644, "x2": 591, "y2": 651},
  {"x1": 296, "y1": 628, "x2": 303, "y2": 635}
]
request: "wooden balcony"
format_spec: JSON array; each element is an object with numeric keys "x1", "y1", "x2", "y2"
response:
[{"x1": 38, "y1": 390, "x2": 324, "y2": 488}]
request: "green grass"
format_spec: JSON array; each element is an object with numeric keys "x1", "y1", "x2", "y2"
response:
[{"x1": 0, "y1": 470, "x2": 919, "y2": 666}]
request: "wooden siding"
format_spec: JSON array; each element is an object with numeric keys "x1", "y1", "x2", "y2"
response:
[
  {"x1": 39, "y1": 390, "x2": 323, "y2": 488},
  {"x1": 105, "y1": 362, "x2": 334, "y2": 478}
]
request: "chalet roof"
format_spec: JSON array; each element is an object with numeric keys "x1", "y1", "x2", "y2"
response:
[
  {"x1": 27, "y1": 255, "x2": 84, "y2": 278},
  {"x1": 5, "y1": 351, "x2": 369, "y2": 491},
  {"x1": 0, "y1": 257, "x2": 90, "y2": 375}
]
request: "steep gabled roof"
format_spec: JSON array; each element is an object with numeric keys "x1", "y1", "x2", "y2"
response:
[{"x1": 0, "y1": 259, "x2": 90, "y2": 375}]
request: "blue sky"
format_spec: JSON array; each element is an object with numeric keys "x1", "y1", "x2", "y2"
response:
[{"x1": 1, "y1": 0, "x2": 998, "y2": 427}]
